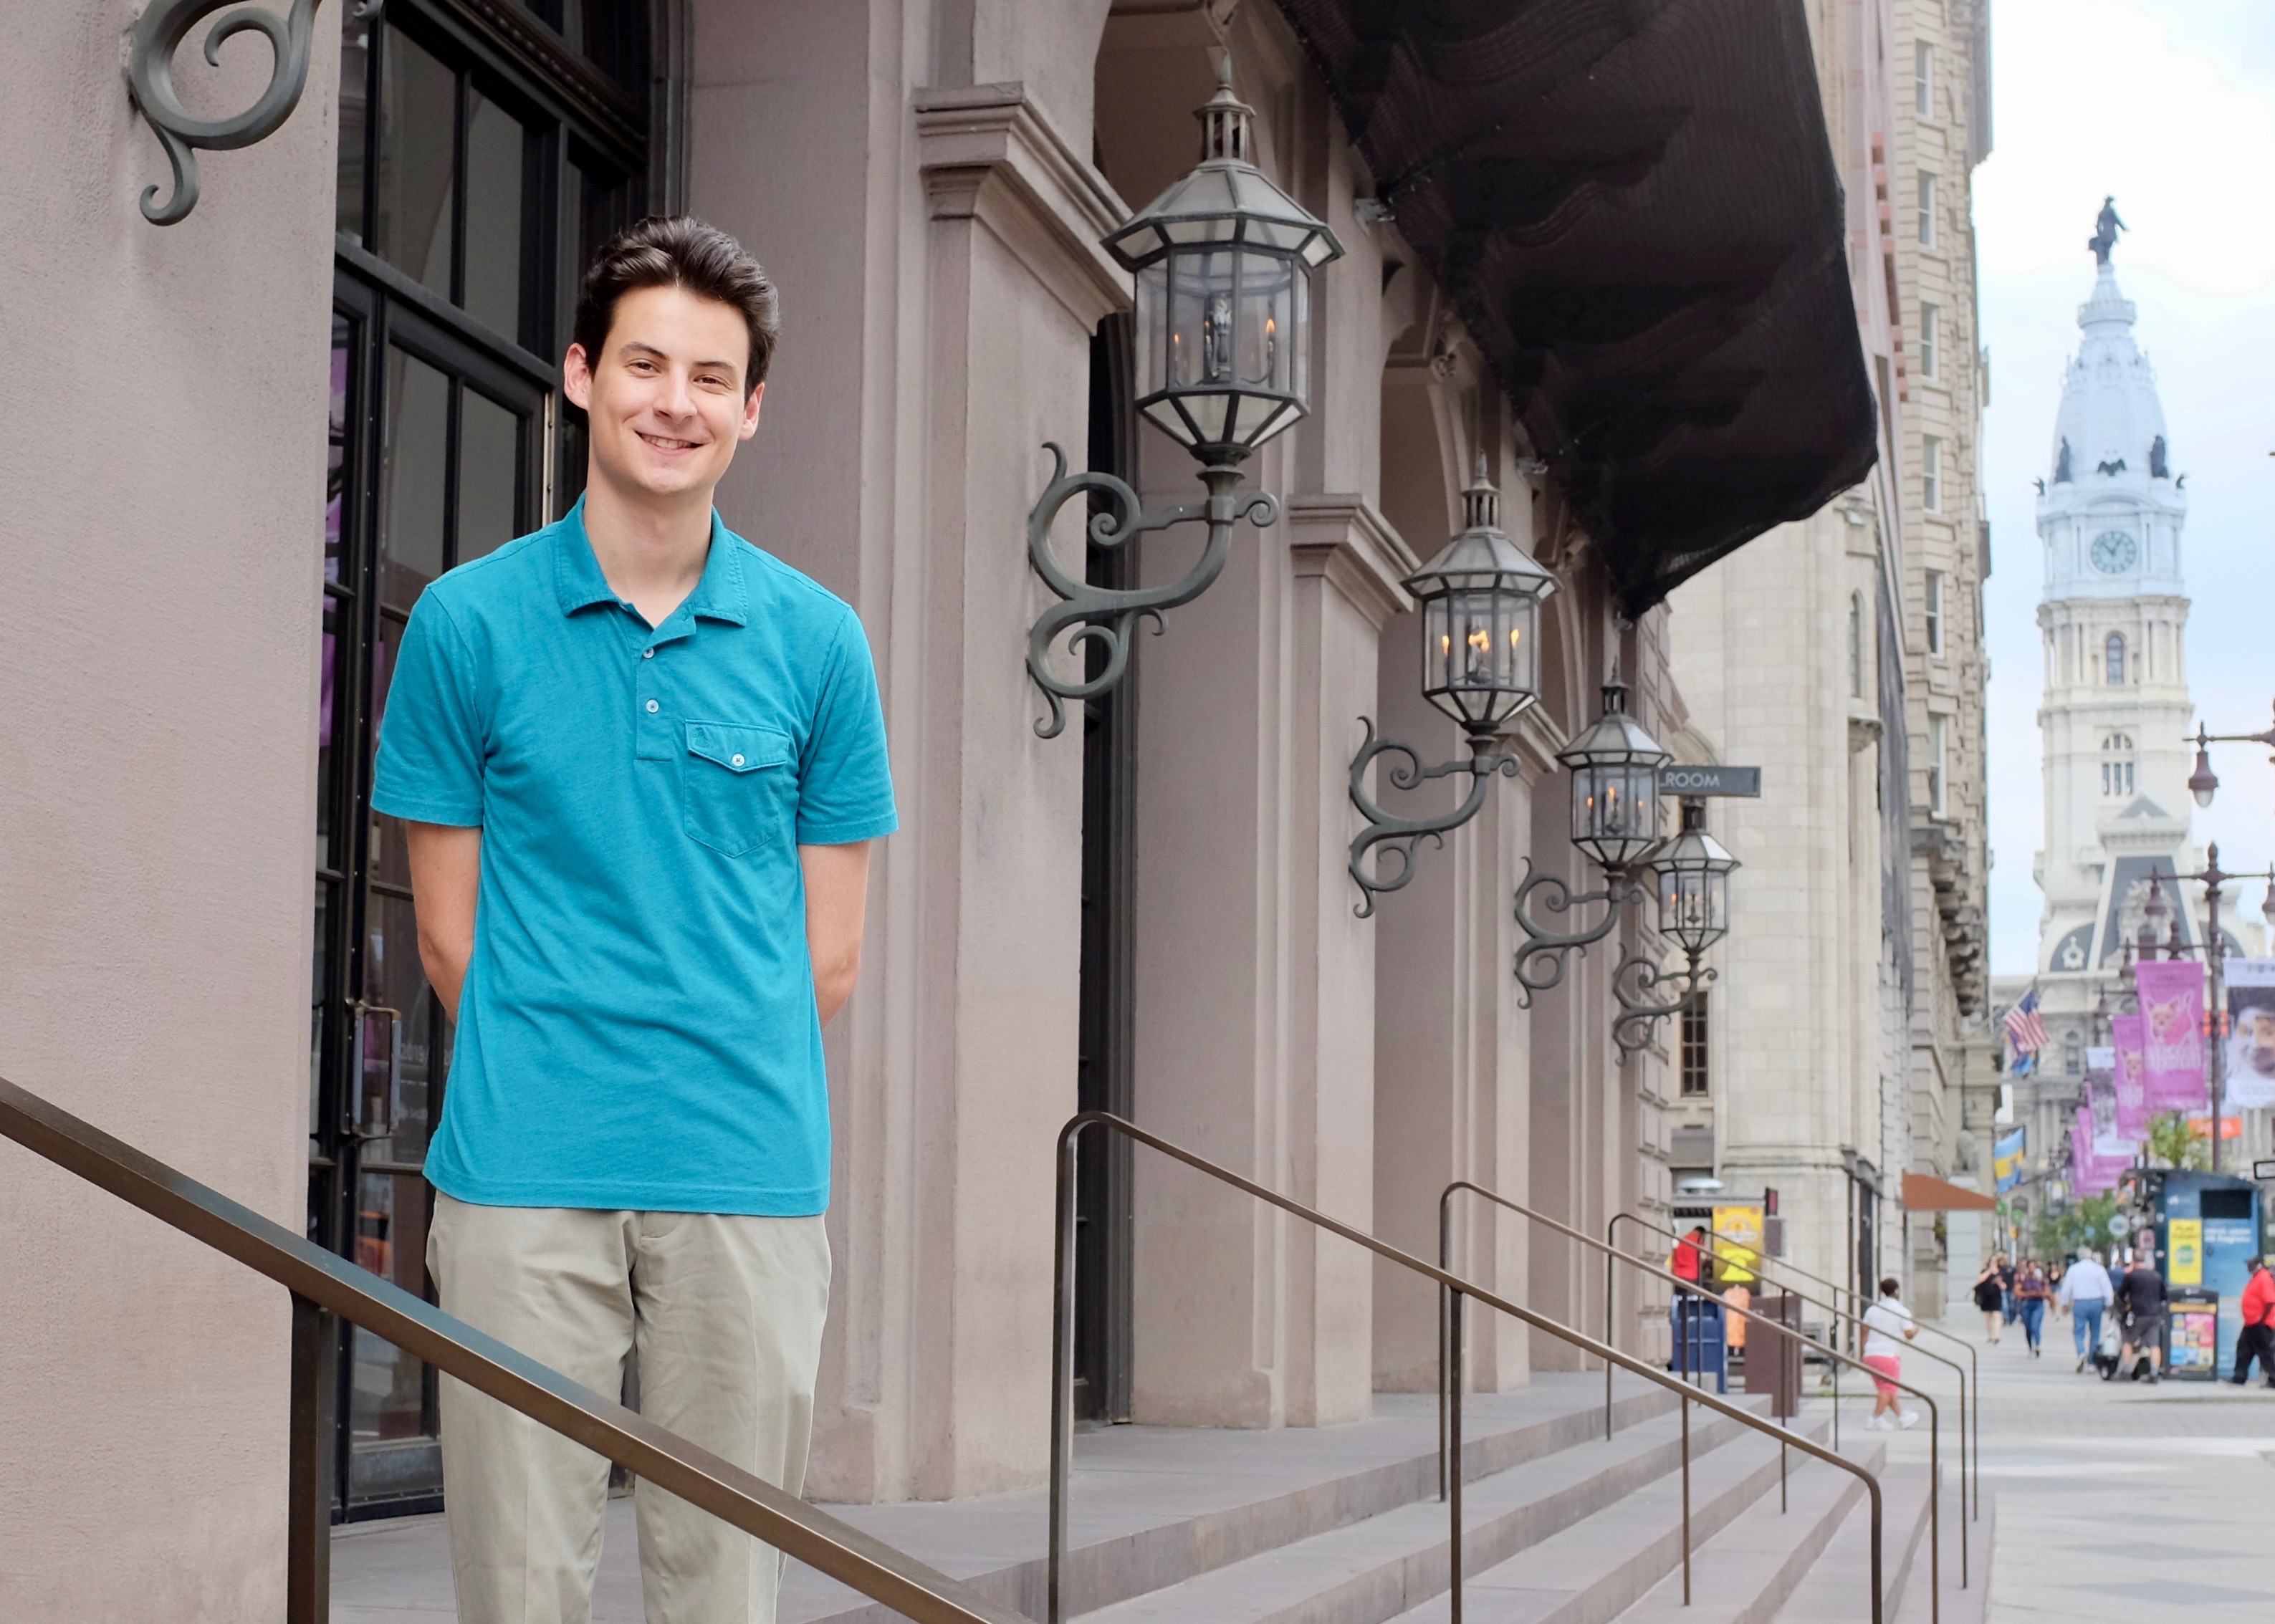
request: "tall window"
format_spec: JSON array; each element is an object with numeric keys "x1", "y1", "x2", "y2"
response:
[
  {"x1": 2064, "y1": 1035, "x2": 2083, "y2": 1077},
  {"x1": 1929, "y1": 714, "x2": 1948, "y2": 815},
  {"x1": 1680, "y1": 996, "x2": 1710, "y2": 1097},
  {"x1": 2102, "y1": 733, "x2": 2135, "y2": 797},
  {"x1": 1922, "y1": 436, "x2": 1942, "y2": 511},
  {"x1": 1919, "y1": 302, "x2": 1938, "y2": 379},
  {"x1": 1925, "y1": 569, "x2": 1945, "y2": 654},
  {"x1": 1915, "y1": 42, "x2": 1933, "y2": 116},
  {"x1": 1849, "y1": 591, "x2": 1865, "y2": 698},
  {"x1": 1918, "y1": 172, "x2": 1938, "y2": 246},
  {"x1": 2106, "y1": 632, "x2": 2127, "y2": 684}
]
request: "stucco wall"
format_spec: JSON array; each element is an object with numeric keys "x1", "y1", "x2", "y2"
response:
[{"x1": 0, "y1": 7, "x2": 338, "y2": 1618}]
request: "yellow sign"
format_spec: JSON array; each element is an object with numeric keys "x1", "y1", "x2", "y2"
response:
[
  {"x1": 1713, "y1": 1204, "x2": 1762, "y2": 1284},
  {"x1": 2168, "y1": 1219, "x2": 2202, "y2": 1285}
]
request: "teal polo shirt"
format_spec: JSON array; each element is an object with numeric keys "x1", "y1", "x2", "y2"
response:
[{"x1": 371, "y1": 499, "x2": 896, "y2": 1214}]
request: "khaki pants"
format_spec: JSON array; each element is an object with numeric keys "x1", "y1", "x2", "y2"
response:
[{"x1": 427, "y1": 1194, "x2": 831, "y2": 1624}]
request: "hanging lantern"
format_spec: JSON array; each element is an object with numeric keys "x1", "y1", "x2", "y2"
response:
[
  {"x1": 1402, "y1": 463, "x2": 1557, "y2": 734},
  {"x1": 1651, "y1": 798, "x2": 1739, "y2": 955},
  {"x1": 1556, "y1": 679, "x2": 1672, "y2": 872},
  {"x1": 1103, "y1": 55, "x2": 1342, "y2": 463}
]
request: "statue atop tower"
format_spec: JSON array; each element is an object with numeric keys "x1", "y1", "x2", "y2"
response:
[{"x1": 2087, "y1": 196, "x2": 2126, "y2": 266}]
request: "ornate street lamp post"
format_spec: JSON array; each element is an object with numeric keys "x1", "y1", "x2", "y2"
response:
[
  {"x1": 1346, "y1": 466, "x2": 1556, "y2": 915},
  {"x1": 1023, "y1": 56, "x2": 1343, "y2": 737},
  {"x1": 2185, "y1": 703, "x2": 2275, "y2": 809}
]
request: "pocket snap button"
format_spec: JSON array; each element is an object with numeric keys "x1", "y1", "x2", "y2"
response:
[
  {"x1": 646, "y1": 699, "x2": 660, "y2": 713},
  {"x1": 731, "y1": 754, "x2": 746, "y2": 767}
]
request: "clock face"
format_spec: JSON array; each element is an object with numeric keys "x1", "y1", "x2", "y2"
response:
[{"x1": 2089, "y1": 529, "x2": 2138, "y2": 573}]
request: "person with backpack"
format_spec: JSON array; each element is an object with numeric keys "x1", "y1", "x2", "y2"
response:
[{"x1": 2230, "y1": 1256, "x2": 2275, "y2": 1388}]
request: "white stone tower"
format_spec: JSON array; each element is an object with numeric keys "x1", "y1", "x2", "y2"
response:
[{"x1": 2031, "y1": 218, "x2": 2196, "y2": 994}]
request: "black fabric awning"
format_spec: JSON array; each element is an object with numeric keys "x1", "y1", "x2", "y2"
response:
[{"x1": 1273, "y1": 0, "x2": 1879, "y2": 618}]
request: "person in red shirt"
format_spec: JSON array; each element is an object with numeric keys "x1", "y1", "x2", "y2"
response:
[
  {"x1": 2231, "y1": 1257, "x2": 2275, "y2": 1388},
  {"x1": 1672, "y1": 1226, "x2": 1710, "y2": 1289}
]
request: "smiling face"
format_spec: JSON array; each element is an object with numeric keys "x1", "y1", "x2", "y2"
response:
[{"x1": 562, "y1": 283, "x2": 762, "y2": 508}]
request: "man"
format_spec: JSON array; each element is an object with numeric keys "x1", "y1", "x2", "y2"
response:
[
  {"x1": 375, "y1": 217, "x2": 896, "y2": 1624},
  {"x1": 2057, "y1": 1245, "x2": 2114, "y2": 1374},
  {"x1": 1861, "y1": 1277, "x2": 1920, "y2": 1431},
  {"x1": 2231, "y1": 1256, "x2": 2275, "y2": 1388},
  {"x1": 2114, "y1": 1251, "x2": 2168, "y2": 1383}
]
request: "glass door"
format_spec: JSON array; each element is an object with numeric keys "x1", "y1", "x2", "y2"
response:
[{"x1": 315, "y1": 0, "x2": 650, "y2": 1521}]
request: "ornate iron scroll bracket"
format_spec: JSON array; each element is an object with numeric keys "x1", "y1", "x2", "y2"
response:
[
  {"x1": 1610, "y1": 944, "x2": 1713, "y2": 1064},
  {"x1": 1510, "y1": 859, "x2": 1647, "y2": 1008},
  {"x1": 126, "y1": 0, "x2": 325, "y2": 226},
  {"x1": 1025, "y1": 444, "x2": 1276, "y2": 740},
  {"x1": 1346, "y1": 723, "x2": 1519, "y2": 918}
]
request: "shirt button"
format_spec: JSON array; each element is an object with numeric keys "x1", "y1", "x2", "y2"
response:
[
  {"x1": 643, "y1": 648, "x2": 655, "y2": 660},
  {"x1": 732, "y1": 754, "x2": 746, "y2": 767},
  {"x1": 646, "y1": 700, "x2": 660, "y2": 713}
]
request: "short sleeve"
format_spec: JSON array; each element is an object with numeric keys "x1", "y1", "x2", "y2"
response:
[
  {"x1": 372, "y1": 593, "x2": 487, "y2": 826},
  {"x1": 796, "y1": 612, "x2": 897, "y2": 845}
]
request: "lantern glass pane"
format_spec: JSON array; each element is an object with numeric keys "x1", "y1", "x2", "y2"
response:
[
  {"x1": 1290, "y1": 265, "x2": 1310, "y2": 405},
  {"x1": 1569, "y1": 762, "x2": 1659, "y2": 868},
  {"x1": 1169, "y1": 249, "x2": 1235, "y2": 388},
  {"x1": 1134, "y1": 261, "x2": 1167, "y2": 403},
  {"x1": 1235, "y1": 251, "x2": 1295, "y2": 393}
]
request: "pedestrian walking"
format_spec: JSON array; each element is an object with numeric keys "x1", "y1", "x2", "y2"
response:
[
  {"x1": 2114, "y1": 1252, "x2": 2168, "y2": 1382},
  {"x1": 2230, "y1": 1256, "x2": 2275, "y2": 1388},
  {"x1": 376, "y1": 217, "x2": 899, "y2": 1624},
  {"x1": 2058, "y1": 1246, "x2": 2114, "y2": 1373},
  {"x1": 1998, "y1": 1254, "x2": 2018, "y2": 1326},
  {"x1": 1862, "y1": 1277, "x2": 1921, "y2": 1431},
  {"x1": 1972, "y1": 1254, "x2": 2008, "y2": 1342},
  {"x1": 2014, "y1": 1257, "x2": 2053, "y2": 1355}
]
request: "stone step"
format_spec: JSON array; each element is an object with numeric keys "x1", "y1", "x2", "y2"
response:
[
  {"x1": 1770, "y1": 1458, "x2": 1948, "y2": 1623},
  {"x1": 1366, "y1": 1407, "x2": 1832, "y2": 1624},
  {"x1": 1615, "y1": 1436, "x2": 1884, "y2": 1624},
  {"x1": 781, "y1": 1379, "x2": 1689, "y2": 1624},
  {"x1": 1072, "y1": 1397, "x2": 1779, "y2": 1624}
]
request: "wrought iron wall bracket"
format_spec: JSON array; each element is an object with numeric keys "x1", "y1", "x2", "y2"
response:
[
  {"x1": 126, "y1": 0, "x2": 325, "y2": 226},
  {"x1": 1346, "y1": 723, "x2": 1518, "y2": 918},
  {"x1": 1510, "y1": 860, "x2": 1647, "y2": 1006},
  {"x1": 1024, "y1": 443, "x2": 1275, "y2": 739},
  {"x1": 1610, "y1": 944, "x2": 1713, "y2": 1063}
]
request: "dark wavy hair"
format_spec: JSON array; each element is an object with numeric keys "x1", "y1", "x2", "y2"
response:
[{"x1": 572, "y1": 216, "x2": 780, "y2": 395}]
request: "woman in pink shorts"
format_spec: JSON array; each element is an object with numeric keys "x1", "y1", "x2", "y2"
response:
[{"x1": 1861, "y1": 1275, "x2": 1920, "y2": 1430}]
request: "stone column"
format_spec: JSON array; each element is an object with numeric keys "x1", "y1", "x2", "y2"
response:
[{"x1": 694, "y1": 0, "x2": 1127, "y2": 1496}]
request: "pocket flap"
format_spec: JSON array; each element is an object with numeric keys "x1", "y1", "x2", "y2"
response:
[{"x1": 685, "y1": 722, "x2": 791, "y2": 773}]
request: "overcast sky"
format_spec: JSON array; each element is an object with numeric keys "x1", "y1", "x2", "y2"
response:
[{"x1": 1978, "y1": 0, "x2": 2275, "y2": 976}]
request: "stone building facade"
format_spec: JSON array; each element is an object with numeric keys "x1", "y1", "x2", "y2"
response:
[
  {"x1": 1664, "y1": 0, "x2": 1996, "y2": 1315},
  {"x1": 0, "y1": 2, "x2": 1873, "y2": 1613}
]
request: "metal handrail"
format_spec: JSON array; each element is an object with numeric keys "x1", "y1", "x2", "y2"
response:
[
  {"x1": 1612, "y1": 1212, "x2": 1978, "y2": 1529},
  {"x1": 1052, "y1": 1115, "x2": 1887, "y2": 1624},
  {"x1": 0, "y1": 1075, "x2": 1026, "y2": 1624},
  {"x1": 1440, "y1": 1181, "x2": 1950, "y2": 1620}
]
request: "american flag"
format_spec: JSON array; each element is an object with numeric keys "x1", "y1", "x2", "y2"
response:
[{"x1": 2003, "y1": 988, "x2": 2049, "y2": 1056}]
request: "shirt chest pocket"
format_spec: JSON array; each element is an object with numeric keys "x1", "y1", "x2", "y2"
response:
[{"x1": 681, "y1": 722, "x2": 795, "y2": 857}]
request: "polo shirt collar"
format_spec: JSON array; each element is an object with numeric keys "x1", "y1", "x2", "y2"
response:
[{"x1": 552, "y1": 496, "x2": 749, "y2": 627}]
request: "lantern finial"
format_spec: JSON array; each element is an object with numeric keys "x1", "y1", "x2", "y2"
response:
[{"x1": 1198, "y1": 49, "x2": 1253, "y2": 165}]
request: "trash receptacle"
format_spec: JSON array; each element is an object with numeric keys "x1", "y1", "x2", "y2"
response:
[
  {"x1": 1745, "y1": 1293, "x2": 1803, "y2": 1418},
  {"x1": 1670, "y1": 1292, "x2": 1728, "y2": 1394}
]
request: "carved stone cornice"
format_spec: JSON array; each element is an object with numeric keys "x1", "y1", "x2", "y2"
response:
[
  {"x1": 1283, "y1": 495, "x2": 1416, "y2": 630},
  {"x1": 914, "y1": 83, "x2": 1131, "y2": 330}
]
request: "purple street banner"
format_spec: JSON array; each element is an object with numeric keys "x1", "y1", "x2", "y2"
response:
[
  {"x1": 2086, "y1": 1063, "x2": 2133, "y2": 1158},
  {"x1": 2092, "y1": 1043, "x2": 2148, "y2": 1143},
  {"x1": 2111, "y1": 1014, "x2": 2153, "y2": 1130},
  {"x1": 2134, "y1": 958, "x2": 2208, "y2": 1111},
  {"x1": 2073, "y1": 1108, "x2": 2121, "y2": 1196},
  {"x1": 2226, "y1": 958, "x2": 2275, "y2": 1110}
]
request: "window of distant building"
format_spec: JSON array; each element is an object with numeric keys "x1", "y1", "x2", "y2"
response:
[
  {"x1": 2102, "y1": 733, "x2": 2135, "y2": 797},
  {"x1": 1929, "y1": 713, "x2": 1949, "y2": 815},
  {"x1": 1919, "y1": 172, "x2": 1938, "y2": 246},
  {"x1": 1680, "y1": 996, "x2": 1710, "y2": 1097},
  {"x1": 1925, "y1": 569, "x2": 1945, "y2": 654},
  {"x1": 1849, "y1": 591, "x2": 1865, "y2": 698},
  {"x1": 1915, "y1": 42, "x2": 1933, "y2": 116},
  {"x1": 1922, "y1": 436, "x2": 1942, "y2": 511},
  {"x1": 1920, "y1": 302, "x2": 1938, "y2": 379},
  {"x1": 2105, "y1": 631, "x2": 2126, "y2": 684}
]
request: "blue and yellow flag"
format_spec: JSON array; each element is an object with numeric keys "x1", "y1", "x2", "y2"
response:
[{"x1": 1992, "y1": 1128, "x2": 2026, "y2": 1193}]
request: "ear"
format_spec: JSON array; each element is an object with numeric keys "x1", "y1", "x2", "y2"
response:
[
  {"x1": 739, "y1": 380, "x2": 765, "y2": 443},
  {"x1": 563, "y1": 343, "x2": 595, "y2": 412}
]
